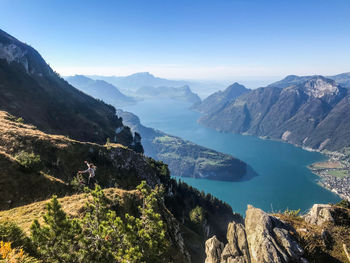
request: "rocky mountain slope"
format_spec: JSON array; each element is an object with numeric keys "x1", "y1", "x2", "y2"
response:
[
  {"x1": 268, "y1": 73, "x2": 350, "y2": 90},
  {"x1": 0, "y1": 28, "x2": 240, "y2": 262},
  {"x1": 65, "y1": 75, "x2": 136, "y2": 106},
  {"x1": 0, "y1": 108, "x2": 238, "y2": 262},
  {"x1": 199, "y1": 76, "x2": 350, "y2": 151},
  {"x1": 192, "y1": 82, "x2": 250, "y2": 114},
  {"x1": 117, "y1": 110, "x2": 248, "y2": 181},
  {"x1": 136, "y1": 85, "x2": 201, "y2": 104},
  {"x1": 0, "y1": 29, "x2": 141, "y2": 150},
  {"x1": 205, "y1": 203, "x2": 350, "y2": 263}
]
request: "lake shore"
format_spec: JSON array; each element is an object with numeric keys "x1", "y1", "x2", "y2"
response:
[{"x1": 309, "y1": 152, "x2": 350, "y2": 201}]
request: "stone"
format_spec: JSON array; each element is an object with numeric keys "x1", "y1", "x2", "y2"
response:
[
  {"x1": 304, "y1": 204, "x2": 334, "y2": 226},
  {"x1": 205, "y1": 205, "x2": 308, "y2": 263},
  {"x1": 205, "y1": 235, "x2": 224, "y2": 263},
  {"x1": 245, "y1": 205, "x2": 305, "y2": 263},
  {"x1": 221, "y1": 222, "x2": 250, "y2": 263}
]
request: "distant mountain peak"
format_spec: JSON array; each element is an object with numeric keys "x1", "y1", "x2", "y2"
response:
[
  {"x1": 225, "y1": 82, "x2": 248, "y2": 96},
  {"x1": 302, "y1": 76, "x2": 339, "y2": 98},
  {"x1": 130, "y1": 72, "x2": 155, "y2": 78}
]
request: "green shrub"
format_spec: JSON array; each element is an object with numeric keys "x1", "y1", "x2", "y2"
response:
[
  {"x1": 15, "y1": 151, "x2": 42, "y2": 172},
  {"x1": 189, "y1": 206, "x2": 205, "y2": 225},
  {"x1": 284, "y1": 208, "x2": 301, "y2": 217},
  {"x1": 30, "y1": 183, "x2": 169, "y2": 263},
  {"x1": 0, "y1": 222, "x2": 37, "y2": 256}
]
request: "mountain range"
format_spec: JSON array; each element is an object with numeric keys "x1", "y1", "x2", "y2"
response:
[
  {"x1": 65, "y1": 75, "x2": 136, "y2": 106},
  {"x1": 0, "y1": 28, "x2": 240, "y2": 262},
  {"x1": 196, "y1": 75, "x2": 350, "y2": 151},
  {"x1": 89, "y1": 72, "x2": 226, "y2": 98}
]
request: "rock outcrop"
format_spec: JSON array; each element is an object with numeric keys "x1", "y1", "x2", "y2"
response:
[
  {"x1": 205, "y1": 205, "x2": 308, "y2": 263},
  {"x1": 205, "y1": 236, "x2": 224, "y2": 263},
  {"x1": 304, "y1": 204, "x2": 334, "y2": 226}
]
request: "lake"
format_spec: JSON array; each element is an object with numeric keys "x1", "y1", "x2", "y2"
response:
[{"x1": 121, "y1": 99, "x2": 340, "y2": 215}]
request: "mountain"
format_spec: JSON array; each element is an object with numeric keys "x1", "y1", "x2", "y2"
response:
[
  {"x1": 89, "y1": 73, "x2": 227, "y2": 98},
  {"x1": 0, "y1": 29, "x2": 141, "y2": 151},
  {"x1": 268, "y1": 72, "x2": 350, "y2": 89},
  {"x1": 199, "y1": 76, "x2": 350, "y2": 151},
  {"x1": 192, "y1": 82, "x2": 250, "y2": 114},
  {"x1": 65, "y1": 75, "x2": 136, "y2": 106},
  {"x1": 328, "y1": 72, "x2": 350, "y2": 88},
  {"x1": 0, "y1": 28, "x2": 240, "y2": 262},
  {"x1": 0, "y1": 109, "x2": 237, "y2": 262},
  {"x1": 116, "y1": 110, "x2": 249, "y2": 181},
  {"x1": 136, "y1": 85, "x2": 201, "y2": 104},
  {"x1": 90, "y1": 72, "x2": 189, "y2": 92}
]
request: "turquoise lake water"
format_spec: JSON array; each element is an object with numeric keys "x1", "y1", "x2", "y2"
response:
[{"x1": 121, "y1": 99, "x2": 340, "y2": 215}]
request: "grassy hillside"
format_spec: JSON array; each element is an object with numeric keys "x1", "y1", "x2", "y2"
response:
[
  {"x1": 0, "y1": 29, "x2": 142, "y2": 151},
  {"x1": 0, "y1": 109, "x2": 237, "y2": 262},
  {"x1": 275, "y1": 204, "x2": 350, "y2": 263}
]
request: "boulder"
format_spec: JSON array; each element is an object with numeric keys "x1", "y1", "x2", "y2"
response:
[
  {"x1": 205, "y1": 205, "x2": 308, "y2": 263},
  {"x1": 245, "y1": 205, "x2": 305, "y2": 263},
  {"x1": 221, "y1": 222, "x2": 250, "y2": 263},
  {"x1": 205, "y1": 235, "x2": 224, "y2": 263},
  {"x1": 304, "y1": 204, "x2": 334, "y2": 226}
]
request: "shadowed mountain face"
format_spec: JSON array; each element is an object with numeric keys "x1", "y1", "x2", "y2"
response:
[
  {"x1": 191, "y1": 82, "x2": 250, "y2": 114},
  {"x1": 0, "y1": 29, "x2": 142, "y2": 151},
  {"x1": 116, "y1": 109, "x2": 249, "y2": 181},
  {"x1": 199, "y1": 76, "x2": 350, "y2": 151},
  {"x1": 65, "y1": 75, "x2": 136, "y2": 106}
]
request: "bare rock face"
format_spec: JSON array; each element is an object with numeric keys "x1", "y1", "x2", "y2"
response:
[
  {"x1": 221, "y1": 222, "x2": 250, "y2": 263},
  {"x1": 205, "y1": 205, "x2": 308, "y2": 263},
  {"x1": 304, "y1": 204, "x2": 334, "y2": 226},
  {"x1": 205, "y1": 236, "x2": 224, "y2": 263},
  {"x1": 245, "y1": 205, "x2": 305, "y2": 263}
]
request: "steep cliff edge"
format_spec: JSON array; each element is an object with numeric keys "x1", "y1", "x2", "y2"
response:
[{"x1": 205, "y1": 203, "x2": 350, "y2": 263}]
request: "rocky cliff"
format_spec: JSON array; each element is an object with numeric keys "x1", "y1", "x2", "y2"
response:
[{"x1": 205, "y1": 203, "x2": 350, "y2": 263}]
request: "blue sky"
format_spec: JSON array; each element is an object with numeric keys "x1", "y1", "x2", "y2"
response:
[{"x1": 1, "y1": 0, "x2": 349, "y2": 81}]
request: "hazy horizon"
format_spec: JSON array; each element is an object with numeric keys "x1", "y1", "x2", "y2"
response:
[{"x1": 1, "y1": 0, "x2": 349, "y2": 82}]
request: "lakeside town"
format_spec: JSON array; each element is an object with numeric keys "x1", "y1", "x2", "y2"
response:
[{"x1": 309, "y1": 149, "x2": 350, "y2": 201}]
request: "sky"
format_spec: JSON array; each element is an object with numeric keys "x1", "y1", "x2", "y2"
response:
[{"x1": 1, "y1": 0, "x2": 349, "y2": 82}]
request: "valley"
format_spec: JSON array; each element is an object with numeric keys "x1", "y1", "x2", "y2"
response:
[{"x1": 121, "y1": 99, "x2": 340, "y2": 215}]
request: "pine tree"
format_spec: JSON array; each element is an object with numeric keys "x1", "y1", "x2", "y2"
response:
[{"x1": 30, "y1": 196, "x2": 82, "y2": 263}]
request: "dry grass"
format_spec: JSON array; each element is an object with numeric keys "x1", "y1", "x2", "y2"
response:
[
  {"x1": 275, "y1": 205, "x2": 350, "y2": 263},
  {"x1": 0, "y1": 111, "x2": 125, "y2": 154},
  {"x1": 0, "y1": 188, "x2": 139, "y2": 234},
  {"x1": 0, "y1": 110, "x2": 140, "y2": 210}
]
